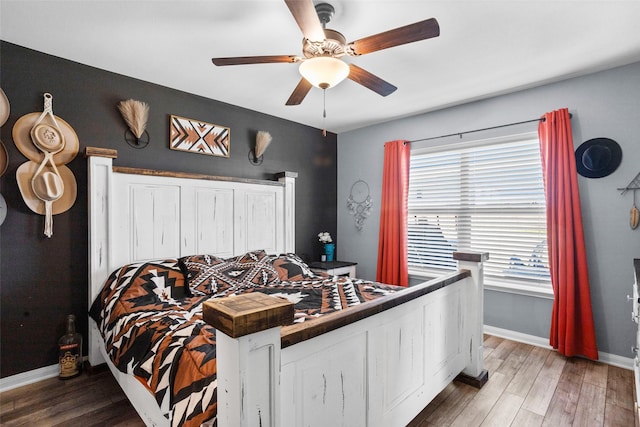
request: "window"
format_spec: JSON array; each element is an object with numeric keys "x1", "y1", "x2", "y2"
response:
[{"x1": 407, "y1": 133, "x2": 552, "y2": 296}]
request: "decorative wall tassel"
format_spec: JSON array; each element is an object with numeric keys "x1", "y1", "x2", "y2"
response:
[
  {"x1": 117, "y1": 99, "x2": 149, "y2": 139},
  {"x1": 255, "y1": 131, "x2": 272, "y2": 158},
  {"x1": 117, "y1": 99, "x2": 150, "y2": 148}
]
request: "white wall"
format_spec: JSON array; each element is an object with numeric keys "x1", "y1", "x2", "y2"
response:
[{"x1": 337, "y1": 61, "x2": 640, "y2": 358}]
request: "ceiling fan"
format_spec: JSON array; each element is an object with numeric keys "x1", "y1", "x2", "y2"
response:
[{"x1": 211, "y1": 0, "x2": 440, "y2": 106}]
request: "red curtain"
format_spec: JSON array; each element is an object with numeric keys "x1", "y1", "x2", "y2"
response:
[
  {"x1": 376, "y1": 140, "x2": 410, "y2": 287},
  {"x1": 538, "y1": 108, "x2": 598, "y2": 360}
]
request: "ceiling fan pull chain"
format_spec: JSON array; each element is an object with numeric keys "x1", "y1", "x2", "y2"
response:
[
  {"x1": 322, "y1": 89, "x2": 327, "y2": 137},
  {"x1": 323, "y1": 89, "x2": 327, "y2": 118}
]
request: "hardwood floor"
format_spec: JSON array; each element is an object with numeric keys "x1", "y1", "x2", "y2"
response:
[
  {"x1": 0, "y1": 369, "x2": 144, "y2": 427},
  {"x1": 410, "y1": 335, "x2": 636, "y2": 427},
  {"x1": 0, "y1": 335, "x2": 636, "y2": 426}
]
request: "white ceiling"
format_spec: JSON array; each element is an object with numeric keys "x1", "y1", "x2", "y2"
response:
[{"x1": 2, "y1": 1, "x2": 640, "y2": 133}]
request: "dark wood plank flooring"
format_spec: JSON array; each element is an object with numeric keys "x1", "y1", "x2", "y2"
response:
[
  {"x1": 0, "y1": 335, "x2": 636, "y2": 426},
  {"x1": 0, "y1": 368, "x2": 143, "y2": 427}
]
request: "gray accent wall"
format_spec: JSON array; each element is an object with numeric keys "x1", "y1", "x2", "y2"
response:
[
  {"x1": 337, "y1": 61, "x2": 640, "y2": 358},
  {"x1": 0, "y1": 42, "x2": 337, "y2": 377}
]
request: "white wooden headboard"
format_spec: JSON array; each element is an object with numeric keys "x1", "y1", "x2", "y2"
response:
[{"x1": 86, "y1": 148, "x2": 296, "y2": 365}]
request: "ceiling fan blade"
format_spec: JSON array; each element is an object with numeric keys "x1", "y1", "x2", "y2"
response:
[
  {"x1": 347, "y1": 18, "x2": 440, "y2": 56},
  {"x1": 212, "y1": 55, "x2": 298, "y2": 66},
  {"x1": 284, "y1": 0, "x2": 325, "y2": 42},
  {"x1": 348, "y1": 64, "x2": 397, "y2": 97},
  {"x1": 286, "y1": 78, "x2": 313, "y2": 105}
]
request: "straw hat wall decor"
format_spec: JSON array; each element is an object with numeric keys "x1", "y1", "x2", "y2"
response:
[
  {"x1": 0, "y1": 142, "x2": 7, "y2": 178},
  {"x1": 0, "y1": 87, "x2": 10, "y2": 226},
  {"x1": 12, "y1": 93, "x2": 78, "y2": 237},
  {"x1": 1, "y1": 87, "x2": 10, "y2": 177},
  {"x1": 12, "y1": 102, "x2": 79, "y2": 165},
  {"x1": 0, "y1": 87, "x2": 9, "y2": 128},
  {"x1": 16, "y1": 161, "x2": 77, "y2": 215},
  {"x1": 117, "y1": 99, "x2": 150, "y2": 149}
]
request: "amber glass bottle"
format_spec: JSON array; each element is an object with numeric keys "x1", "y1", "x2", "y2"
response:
[{"x1": 58, "y1": 314, "x2": 82, "y2": 379}]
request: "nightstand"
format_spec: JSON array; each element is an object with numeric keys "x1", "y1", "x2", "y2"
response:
[{"x1": 308, "y1": 261, "x2": 357, "y2": 278}]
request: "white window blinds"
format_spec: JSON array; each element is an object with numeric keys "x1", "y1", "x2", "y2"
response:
[{"x1": 408, "y1": 134, "x2": 552, "y2": 293}]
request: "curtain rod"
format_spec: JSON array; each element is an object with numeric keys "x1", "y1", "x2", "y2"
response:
[{"x1": 407, "y1": 113, "x2": 572, "y2": 144}]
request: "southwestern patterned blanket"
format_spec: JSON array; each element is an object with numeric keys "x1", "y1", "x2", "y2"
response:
[{"x1": 89, "y1": 250, "x2": 401, "y2": 427}]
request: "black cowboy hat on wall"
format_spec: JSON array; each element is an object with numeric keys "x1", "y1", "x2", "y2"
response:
[{"x1": 575, "y1": 137, "x2": 622, "y2": 178}]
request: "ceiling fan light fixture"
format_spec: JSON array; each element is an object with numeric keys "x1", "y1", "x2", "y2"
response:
[{"x1": 299, "y1": 56, "x2": 349, "y2": 89}]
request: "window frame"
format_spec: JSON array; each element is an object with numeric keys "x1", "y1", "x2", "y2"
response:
[{"x1": 407, "y1": 132, "x2": 553, "y2": 299}]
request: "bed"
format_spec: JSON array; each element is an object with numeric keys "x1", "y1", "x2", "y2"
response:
[{"x1": 86, "y1": 147, "x2": 488, "y2": 427}]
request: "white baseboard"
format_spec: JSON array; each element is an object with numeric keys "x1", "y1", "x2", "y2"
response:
[
  {"x1": 0, "y1": 364, "x2": 59, "y2": 393},
  {"x1": 484, "y1": 325, "x2": 634, "y2": 371}
]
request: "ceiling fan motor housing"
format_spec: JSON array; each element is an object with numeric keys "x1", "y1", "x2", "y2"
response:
[
  {"x1": 303, "y1": 28, "x2": 346, "y2": 58},
  {"x1": 302, "y1": 2, "x2": 347, "y2": 58}
]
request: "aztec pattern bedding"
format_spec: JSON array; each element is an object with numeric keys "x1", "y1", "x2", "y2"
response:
[{"x1": 89, "y1": 250, "x2": 402, "y2": 427}]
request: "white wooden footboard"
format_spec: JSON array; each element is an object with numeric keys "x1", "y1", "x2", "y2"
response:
[{"x1": 208, "y1": 252, "x2": 488, "y2": 427}]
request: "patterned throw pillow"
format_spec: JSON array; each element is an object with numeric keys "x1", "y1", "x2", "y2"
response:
[
  {"x1": 180, "y1": 250, "x2": 280, "y2": 296},
  {"x1": 224, "y1": 249, "x2": 281, "y2": 287},
  {"x1": 179, "y1": 254, "x2": 228, "y2": 296},
  {"x1": 271, "y1": 253, "x2": 319, "y2": 281}
]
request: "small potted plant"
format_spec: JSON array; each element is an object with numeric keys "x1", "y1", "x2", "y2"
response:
[{"x1": 318, "y1": 232, "x2": 335, "y2": 261}]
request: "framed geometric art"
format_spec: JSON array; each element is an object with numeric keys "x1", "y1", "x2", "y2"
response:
[{"x1": 169, "y1": 115, "x2": 230, "y2": 157}]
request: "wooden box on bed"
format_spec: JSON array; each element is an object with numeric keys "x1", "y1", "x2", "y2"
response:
[{"x1": 203, "y1": 292, "x2": 295, "y2": 338}]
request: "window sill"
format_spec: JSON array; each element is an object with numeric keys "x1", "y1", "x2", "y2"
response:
[
  {"x1": 408, "y1": 268, "x2": 440, "y2": 286},
  {"x1": 408, "y1": 269, "x2": 554, "y2": 299},
  {"x1": 484, "y1": 282, "x2": 554, "y2": 299}
]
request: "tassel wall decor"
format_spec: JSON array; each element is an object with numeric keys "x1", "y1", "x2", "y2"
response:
[
  {"x1": 117, "y1": 99, "x2": 150, "y2": 148},
  {"x1": 255, "y1": 131, "x2": 272, "y2": 158}
]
